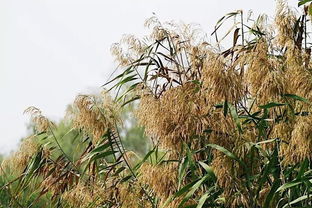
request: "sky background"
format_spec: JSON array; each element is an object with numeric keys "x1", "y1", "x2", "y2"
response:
[{"x1": 0, "y1": 0, "x2": 297, "y2": 154}]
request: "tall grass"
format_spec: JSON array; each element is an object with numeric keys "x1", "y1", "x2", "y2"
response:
[{"x1": 1, "y1": 1, "x2": 312, "y2": 207}]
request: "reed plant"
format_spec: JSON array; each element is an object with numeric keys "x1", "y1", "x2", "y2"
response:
[{"x1": 1, "y1": 1, "x2": 312, "y2": 207}]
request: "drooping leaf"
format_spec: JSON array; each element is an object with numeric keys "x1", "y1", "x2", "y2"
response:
[
  {"x1": 283, "y1": 94, "x2": 310, "y2": 103},
  {"x1": 198, "y1": 161, "x2": 215, "y2": 179},
  {"x1": 259, "y1": 102, "x2": 286, "y2": 109},
  {"x1": 281, "y1": 195, "x2": 310, "y2": 208},
  {"x1": 229, "y1": 103, "x2": 243, "y2": 133},
  {"x1": 298, "y1": 0, "x2": 312, "y2": 7},
  {"x1": 178, "y1": 174, "x2": 211, "y2": 208},
  {"x1": 233, "y1": 28, "x2": 240, "y2": 46},
  {"x1": 205, "y1": 144, "x2": 247, "y2": 170},
  {"x1": 196, "y1": 192, "x2": 210, "y2": 208}
]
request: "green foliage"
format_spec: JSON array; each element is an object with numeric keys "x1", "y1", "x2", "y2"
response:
[
  {"x1": 119, "y1": 101, "x2": 151, "y2": 156},
  {"x1": 2, "y1": 1, "x2": 312, "y2": 208}
]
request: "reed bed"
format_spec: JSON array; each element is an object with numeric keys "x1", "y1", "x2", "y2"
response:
[{"x1": 1, "y1": 1, "x2": 312, "y2": 207}]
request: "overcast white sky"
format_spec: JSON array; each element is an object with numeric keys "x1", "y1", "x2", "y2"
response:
[{"x1": 0, "y1": 0, "x2": 297, "y2": 154}]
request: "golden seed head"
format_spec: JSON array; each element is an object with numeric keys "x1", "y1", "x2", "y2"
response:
[
  {"x1": 62, "y1": 183, "x2": 93, "y2": 208},
  {"x1": 203, "y1": 53, "x2": 245, "y2": 104},
  {"x1": 2, "y1": 136, "x2": 39, "y2": 173},
  {"x1": 24, "y1": 106, "x2": 54, "y2": 133},
  {"x1": 283, "y1": 115, "x2": 312, "y2": 164},
  {"x1": 139, "y1": 162, "x2": 178, "y2": 203},
  {"x1": 72, "y1": 93, "x2": 120, "y2": 143},
  {"x1": 275, "y1": 0, "x2": 297, "y2": 47}
]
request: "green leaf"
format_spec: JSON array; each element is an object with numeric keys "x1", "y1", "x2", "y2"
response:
[
  {"x1": 196, "y1": 192, "x2": 209, "y2": 208},
  {"x1": 297, "y1": 159, "x2": 309, "y2": 179},
  {"x1": 25, "y1": 151, "x2": 42, "y2": 176},
  {"x1": 205, "y1": 144, "x2": 247, "y2": 170},
  {"x1": 282, "y1": 195, "x2": 310, "y2": 208},
  {"x1": 223, "y1": 100, "x2": 228, "y2": 117},
  {"x1": 276, "y1": 177, "x2": 312, "y2": 192},
  {"x1": 298, "y1": 0, "x2": 312, "y2": 7},
  {"x1": 263, "y1": 178, "x2": 281, "y2": 208},
  {"x1": 121, "y1": 95, "x2": 140, "y2": 107},
  {"x1": 108, "y1": 74, "x2": 137, "y2": 91},
  {"x1": 83, "y1": 142, "x2": 111, "y2": 161},
  {"x1": 174, "y1": 180, "x2": 198, "y2": 198},
  {"x1": 120, "y1": 175, "x2": 132, "y2": 182},
  {"x1": 233, "y1": 28, "x2": 240, "y2": 46},
  {"x1": 133, "y1": 147, "x2": 156, "y2": 170},
  {"x1": 178, "y1": 174, "x2": 211, "y2": 208},
  {"x1": 118, "y1": 75, "x2": 138, "y2": 86},
  {"x1": 90, "y1": 150, "x2": 117, "y2": 161},
  {"x1": 178, "y1": 157, "x2": 189, "y2": 189},
  {"x1": 214, "y1": 103, "x2": 223, "y2": 109},
  {"x1": 161, "y1": 180, "x2": 198, "y2": 208},
  {"x1": 185, "y1": 144, "x2": 196, "y2": 171},
  {"x1": 259, "y1": 102, "x2": 286, "y2": 109},
  {"x1": 190, "y1": 80, "x2": 203, "y2": 86},
  {"x1": 263, "y1": 146, "x2": 281, "y2": 208},
  {"x1": 103, "y1": 66, "x2": 133, "y2": 87},
  {"x1": 113, "y1": 167, "x2": 126, "y2": 176},
  {"x1": 198, "y1": 161, "x2": 215, "y2": 179},
  {"x1": 20, "y1": 150, "x2": 43, "y2": 190},
  {"x1": 212, "y1": 11, "x2": 240, "y2": 35},
  {"x1": 283, "y1": 94, "x2": 310, "y2": 103},
  {"x1": 91, "y1": 142, "x2": 111, "y2": 154},
  {"x1": 117, "y1": 82, "x2": 140, "y2": 102},
  {"x1": 229, "y1": 103, "x2": 243, "y2": 133}
]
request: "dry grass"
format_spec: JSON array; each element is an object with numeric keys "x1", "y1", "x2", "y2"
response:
[{"x1": 1, "y1": 1, "x2": 312, "y2": 207}]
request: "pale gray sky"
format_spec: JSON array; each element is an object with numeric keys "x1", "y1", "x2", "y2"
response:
[{"x1": 0, "y1": 0, "x2": 297, "y2": 154}]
